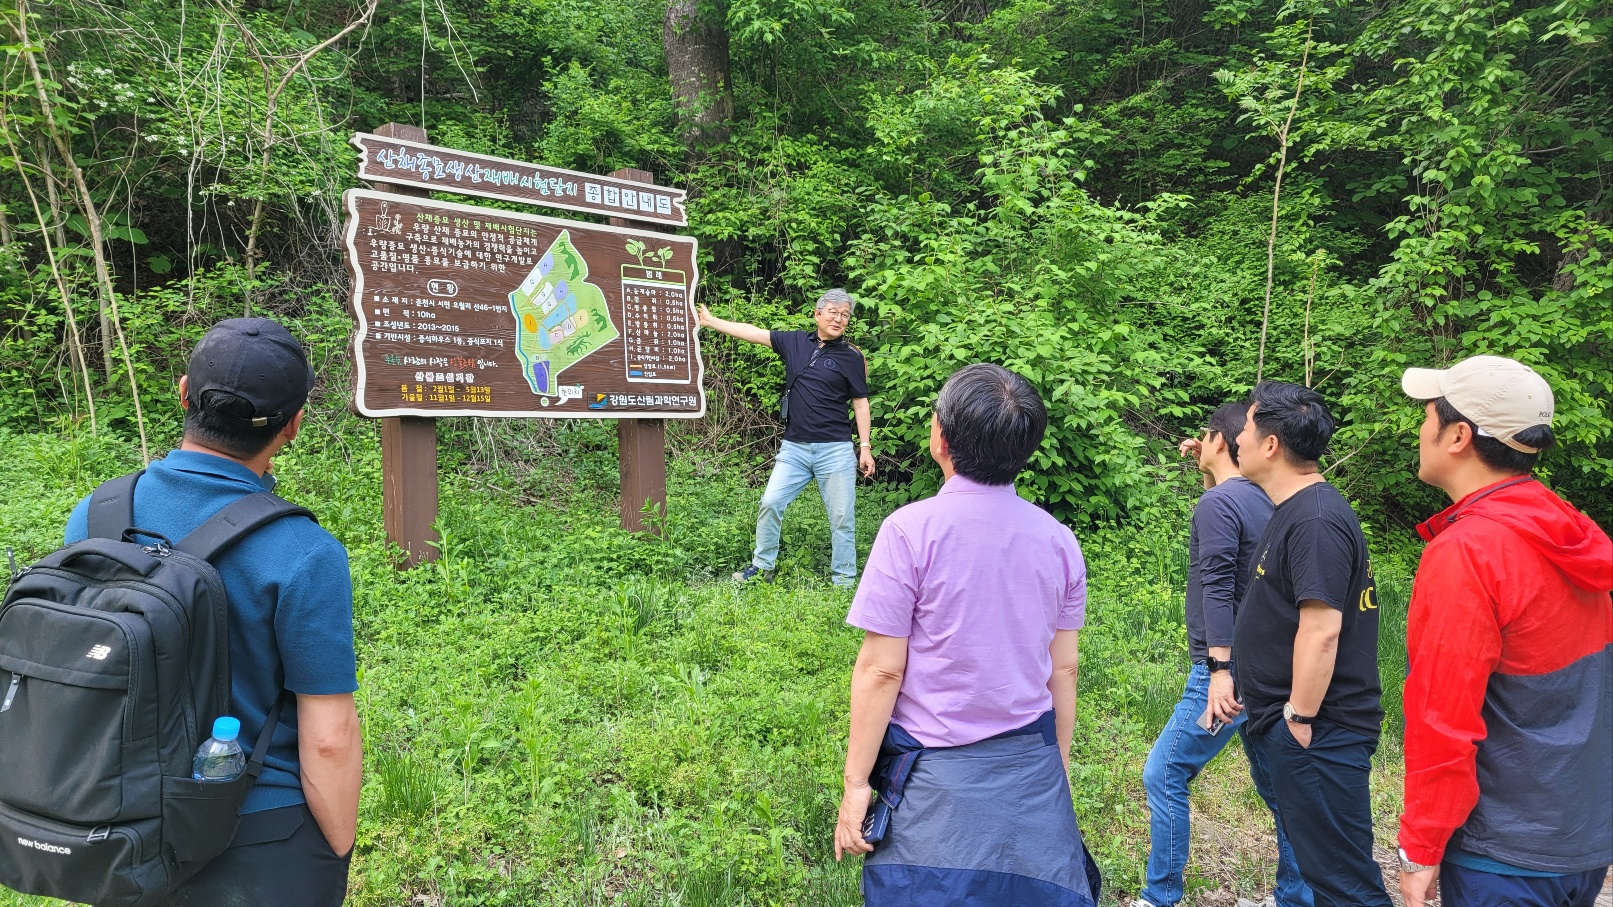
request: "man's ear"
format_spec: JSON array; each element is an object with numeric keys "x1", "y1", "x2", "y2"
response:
[
  {"x1": 282, "y1": 409, "x2": 306, "y2": 443},
  {"x1": 178, "y1": 375, "x2": 190, "y2": 411},
  {"x1": 1260, "y1": 430, "x2": 1281, "y2": 460},
  {"x1": 1443, "y1": 419, "x2": 1475, "y2": 455}
]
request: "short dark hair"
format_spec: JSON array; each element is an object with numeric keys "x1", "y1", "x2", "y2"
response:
[
  {"x1": 1250, "y1": 381, "x2": 1335, "y2": 466},
  {"x1": 1208, "y1": 401, "x2": 1249, "y2": 466},
  {"x1": 935, "y1": 363, "x2": 1047, "y2": 486},
  {"x1": 183, "y1": 390, "x2": 285, "y2": 459},
  {"x1": 1432, "y1": 397, "x2": 1554, "y2": 475}
]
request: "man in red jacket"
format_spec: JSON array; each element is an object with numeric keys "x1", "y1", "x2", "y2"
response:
[{"x1": 1399, "y1": 355, "x2": 1612, "y2": 907}]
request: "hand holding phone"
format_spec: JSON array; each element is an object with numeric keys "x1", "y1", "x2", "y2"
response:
[{"x1": 861, "y1": 799, "x2": 890, "y2": 845}]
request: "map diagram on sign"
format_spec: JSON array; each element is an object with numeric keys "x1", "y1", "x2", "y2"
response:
[{"x1": 509, "y1": 229, "x2": 619, "y2": 395}]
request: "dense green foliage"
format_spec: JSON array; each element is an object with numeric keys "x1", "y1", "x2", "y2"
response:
[
  {"x1": 0, "y1": 0, "x2": 1607, "y2": 525},
  {"x1": 0, "y1": 423, "x2": 1415, "y2": 906}
]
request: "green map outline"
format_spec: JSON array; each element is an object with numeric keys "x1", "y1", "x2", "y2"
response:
[{"x1": 509, "y1": 229, "x2": 619, "y2": 395}]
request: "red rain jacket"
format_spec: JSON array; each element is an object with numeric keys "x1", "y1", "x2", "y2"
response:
[{"x1": 1398, "y1": 476, "x2": 1613, "y2": 869}]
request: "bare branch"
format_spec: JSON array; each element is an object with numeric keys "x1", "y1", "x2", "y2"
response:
[{"x1": 1256, "y1": 23, "x2": 1312, "y2": 385}]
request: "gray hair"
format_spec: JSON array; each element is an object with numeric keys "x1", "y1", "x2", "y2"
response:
[
  {"x1": 815, "y1": 288, "x2": 855, "y2": 313},
  {"x1": 935, "y1": 364, "x2": 1047, "y2": 485}
]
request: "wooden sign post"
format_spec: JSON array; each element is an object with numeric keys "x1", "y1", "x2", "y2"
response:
[
  {"x1": 370, "y1": 123, "x2": 439, "y2": 567},
  {"x1": 610, "y1": 168, "x2": 666, "y2": 533},
  {"x1": 344, "y1": 127, "x2": 703, "y2": 563}
]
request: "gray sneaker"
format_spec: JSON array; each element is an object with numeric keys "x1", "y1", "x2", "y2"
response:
[{"x1": 733, "y1": 565, "x2": 775, "y2": 583}]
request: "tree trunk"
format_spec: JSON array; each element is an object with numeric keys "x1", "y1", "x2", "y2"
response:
[
  {"x1": 1550, "y1": 223, "x2": 1594, "y2": 294},
  {"x1": 664, "y1": 0, "x2": 733, "y2": 150}
]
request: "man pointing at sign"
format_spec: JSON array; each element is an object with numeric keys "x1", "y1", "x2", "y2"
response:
[{"x1": 699, "y1": 289, "x2": 876, "y2": 587}]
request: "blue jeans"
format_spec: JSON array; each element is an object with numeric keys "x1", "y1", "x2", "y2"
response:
[
  {"x1": 1141, "y1": 664, "x2": 1313, "y2": 907},
  {"x1": 752, "y1": 440, "x2": 857, "y2": 585}
]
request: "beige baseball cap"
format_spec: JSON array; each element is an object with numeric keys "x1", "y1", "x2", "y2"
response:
[{"x1": 1402, "y1": 355, "x2": 1555, "y2": 453}]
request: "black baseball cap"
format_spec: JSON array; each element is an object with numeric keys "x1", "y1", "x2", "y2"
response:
[{"x1": 185, "y1": 318, "x2": 314, "y2": 430}]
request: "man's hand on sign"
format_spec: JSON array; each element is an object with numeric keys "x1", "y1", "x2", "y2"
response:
[
  {"x1": 859, "y1": 448, "x2": 876, "y2": 478},
  {"x1": 696, "y1": 305, "x2": 715, "y2": 329}
]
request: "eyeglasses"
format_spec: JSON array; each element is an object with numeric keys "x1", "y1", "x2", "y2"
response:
[{"x1": 820, "y1": 309, "x2": 852, "y2": 322}]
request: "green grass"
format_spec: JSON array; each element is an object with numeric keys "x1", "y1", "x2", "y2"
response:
[{"x1": 0, "y1": 419, "x2": 1414, "y2": 906}]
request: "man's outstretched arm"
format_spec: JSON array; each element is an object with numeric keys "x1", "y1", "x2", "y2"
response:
[{"x1": 697, "y1": 305, "x2": 772, "y2": 347}]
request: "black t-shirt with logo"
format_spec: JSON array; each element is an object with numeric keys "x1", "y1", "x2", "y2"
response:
[
  {"x1": 1232, "y1": 481, "x2": 1384, "y2": 739},
  {"x1": 770, "y1": 330, "x2": 869, "y2": 443}
]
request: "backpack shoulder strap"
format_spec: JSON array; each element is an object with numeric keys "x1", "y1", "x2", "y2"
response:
[
  {"x1": 86, "y1": 470, "x2": 146, "y2": 541},
  {"x1": 245, "y1": 691, "x2": 290, "y2": 781},
  {"x1": 174, "y1": 492, "x2": 317, "y2": 563}
]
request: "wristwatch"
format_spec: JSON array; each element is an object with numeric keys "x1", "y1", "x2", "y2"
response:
[
  {"x1": 1282, "y1": 702, "x2": 1315, "y2": 724},
  {"x1": 1398, "y1": 847, "x2": 1438, "y2": 873},
  {"x1": 1204, "y1": 656, "x2": 1235, "y2": 673}
]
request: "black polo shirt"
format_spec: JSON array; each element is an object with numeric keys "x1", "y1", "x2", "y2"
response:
[{"x1": 770, "y1": 329, "x2": 869, "y2": 443}]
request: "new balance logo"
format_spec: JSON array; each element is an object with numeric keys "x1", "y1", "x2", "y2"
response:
[
  {"x1": 86, "y1": 645, "x2": 111, "y2": 661},
  {"x1": 17, "y1": 837, "x2": 72, "y2": 855}
]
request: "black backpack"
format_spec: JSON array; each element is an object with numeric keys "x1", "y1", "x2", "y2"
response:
[{"x1": 0, "y1": 471, "x2": 313, "y2": 906}]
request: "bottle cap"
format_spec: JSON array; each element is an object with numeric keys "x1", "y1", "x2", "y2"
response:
[{"x1": 212, "y1": 716, "x2": 241, "y2": 742}]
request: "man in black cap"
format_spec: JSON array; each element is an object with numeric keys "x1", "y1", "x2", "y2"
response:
[{"x1": 65, "y1": 318, "x2": 361, "y2": 906}]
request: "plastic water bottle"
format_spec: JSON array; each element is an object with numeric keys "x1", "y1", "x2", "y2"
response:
[{"x1": 192, "y1": 717, "x2": 246, "y2": 782}]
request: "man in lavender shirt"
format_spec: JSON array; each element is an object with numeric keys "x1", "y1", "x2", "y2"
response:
[{"x1": 833, "y1": 363, "x2": 1100, "y2": 907}]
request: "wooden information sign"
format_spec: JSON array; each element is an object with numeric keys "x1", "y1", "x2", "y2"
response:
[
  {"x1": 343, "y1": 188, "x2": 704, "y2": 420},
  {"x1": 351, "y1": 132, "x2": 689, "y2": 227}
]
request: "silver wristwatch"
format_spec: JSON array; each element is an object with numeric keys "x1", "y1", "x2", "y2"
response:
[{"x1": 1398, "y1": 847, "x2": 1437, "y2": 873}]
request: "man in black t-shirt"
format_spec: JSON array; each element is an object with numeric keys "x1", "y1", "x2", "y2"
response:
[
  {"x1": 1231, "y1": 381, "x2": 1390, "y2": 907},
  {"x1": 698, "y1": 289, "x2": 875, "y2": 586}
]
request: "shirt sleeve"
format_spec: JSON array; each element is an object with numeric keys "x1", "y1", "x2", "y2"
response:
[
  {"x1": 1284, "y1": 514, "x2": 1360, "y2": 612},
  {"x1": 64, "y1": 495, "x2": 91, "y2": 544},
  {"x1": 769, "y1": 330, "x2": 797, "y2": 371},
  {"x1": 1059, "y1": 532, "x2": 1088, "y2": 631},
  {"x1": 1398, "y1": 531, "x2": 1502, "y2": 866},
  {"x1": 273, "y1": 534, "x2": 359, "y2": 695},
  {"x1": 1193, "y1": 491, "x2": 1242, "y2": 647},
  {"x1": 847, "y1": 519, "x2": 919, "y2": 638},
  {"x1": 845, "y1": 348, "x2": 870, "y2": 399}
]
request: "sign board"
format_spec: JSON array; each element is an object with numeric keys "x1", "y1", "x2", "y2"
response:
[
  {"x1": 343, "y1": 188, "x2": 704, "y2": 419},
  {"x1": 351, "y1": 133, "x2": 689, "y2": 227}
]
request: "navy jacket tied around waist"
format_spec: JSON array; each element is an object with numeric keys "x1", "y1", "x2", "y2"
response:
[{"x1": 863, "y1": 711, "x2": 1101, "y2": 907}]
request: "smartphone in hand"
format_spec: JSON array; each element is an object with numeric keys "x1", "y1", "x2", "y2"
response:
[
  {"x1": 861, "y1": 800, "x2": 890, "y2": 846},
  {"x1": 1196, "y1": 705, "x2": 1226, "y2": 736}
]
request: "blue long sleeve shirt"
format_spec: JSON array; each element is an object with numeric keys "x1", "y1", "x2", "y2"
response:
[{"x1": 1184, "y1": 476, "x2": 1272, "y2": 659}]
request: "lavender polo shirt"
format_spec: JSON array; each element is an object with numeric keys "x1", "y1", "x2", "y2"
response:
[{"x1": 847, "y1": 474, "x2": 1088, "y2": 748}]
